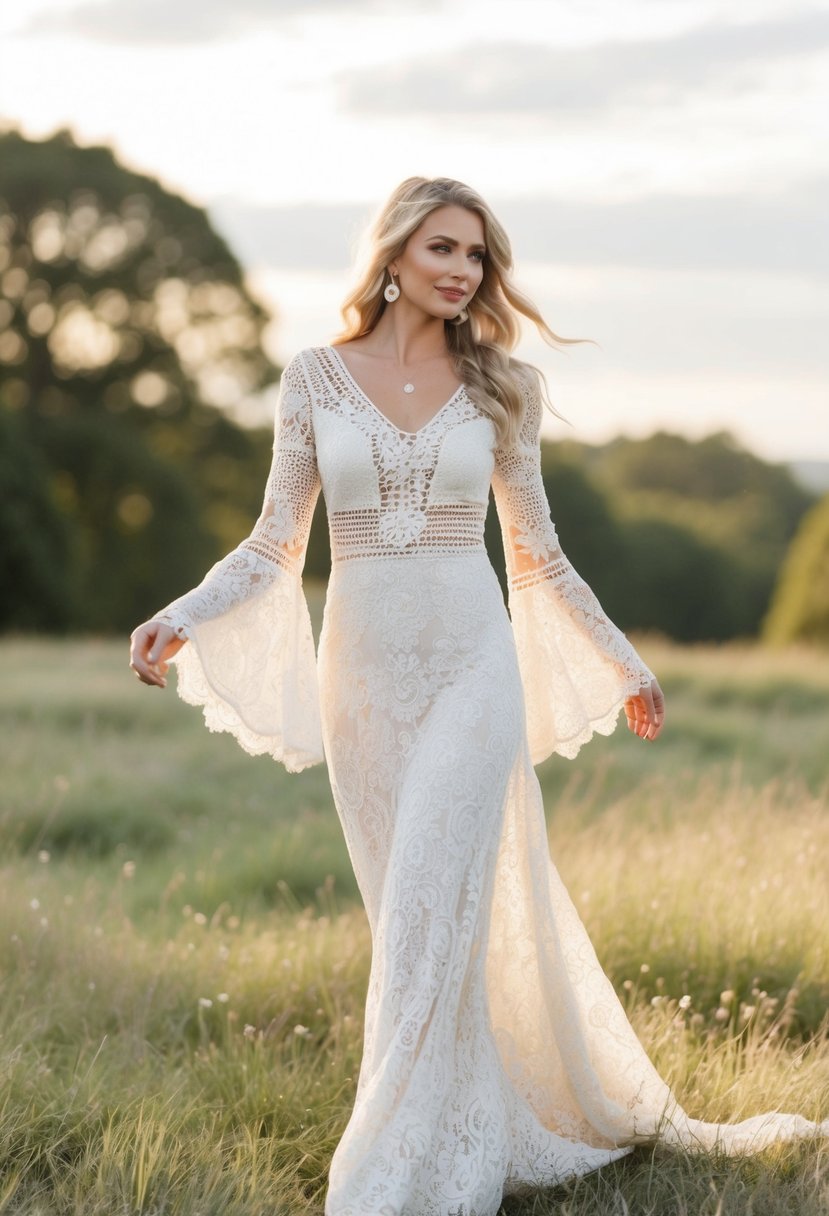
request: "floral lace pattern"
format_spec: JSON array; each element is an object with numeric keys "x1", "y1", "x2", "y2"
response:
[{"x1": 152, "y1": 347, "x2": 828, "y2": 1214}]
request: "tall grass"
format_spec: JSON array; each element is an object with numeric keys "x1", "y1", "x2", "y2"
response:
[{"x1": 0, "y1": 631, "x2": 827, "y2": 1213}]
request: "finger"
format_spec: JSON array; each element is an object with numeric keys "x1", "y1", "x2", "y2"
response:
[
  {"x1": 649, "y1": 682, "x2": 666, "y2": 738},
  {"x1": 129, "y1": 657, "x2": 166, "y2": 688},
  {"x1": 629, "y1": 697, "x2": 648, "y2": 738},
  {"x1": 627, "y1": 700, "x2": 646, "y2": 734}
]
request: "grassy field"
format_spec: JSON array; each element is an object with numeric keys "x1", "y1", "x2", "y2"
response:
[{"x1": 1, "y1": 615, "x2": 828, "y2": 1214}]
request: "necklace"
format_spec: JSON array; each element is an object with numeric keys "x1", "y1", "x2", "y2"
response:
[{"x1": 403, "y1": 382, "x2": 415, "y2": 394}]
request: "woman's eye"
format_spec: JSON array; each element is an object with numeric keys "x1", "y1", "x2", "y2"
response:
[{"x1": 429, "y1": 245, "x2": 485, "y2": 261}]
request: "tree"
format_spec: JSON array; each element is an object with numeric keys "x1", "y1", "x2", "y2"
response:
[
  {"x1": 763, "y1": 494, "x2": 829, "y2": 645},
  {"x1": 580, "y1": 431, "x2": 814, "y2": 638},
  {"x1": 0, "y1": 408, "x2": 76, "y2": 630},
  {"x1": 0, "y1": 126, "x2": 278, "y2": 630}
]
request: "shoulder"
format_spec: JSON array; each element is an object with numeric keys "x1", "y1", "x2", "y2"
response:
[
  {"x1": 508, "y1": 357, "x2": 542, "y2": 400},
  {"x1": 281, "y1": 346, "x2": 328, "y2": 377},
  {"x1": 278, "y1": 347, "x2": 332, "y2": 400},
  {"x1": 506, "y1": 358, "x2": 543, "y2": 440}
]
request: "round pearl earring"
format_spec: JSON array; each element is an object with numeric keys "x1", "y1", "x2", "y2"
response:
[{"x1": 384, "y1": 272, "x2": 400, "y2": 303}]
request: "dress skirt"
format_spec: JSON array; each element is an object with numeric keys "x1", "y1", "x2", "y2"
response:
[
  {"x1": 318, "y1": 553, "x2": 632, "y2": 1214},
  {"x1": 317, "y1": 552, "x2": 824, "y2": 1216}
]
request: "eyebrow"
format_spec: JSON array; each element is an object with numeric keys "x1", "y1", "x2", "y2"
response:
[{"x1": 426, "y1": 233, "x2": 487, "y2": 252}]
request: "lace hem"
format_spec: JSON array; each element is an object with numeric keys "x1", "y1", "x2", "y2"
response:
[
  {"x1": 162, "y1": 569, "x2": 324, "y2": 773},
  {"x1": 509, "y1": 563, "x2": 654, "y2": 764}
]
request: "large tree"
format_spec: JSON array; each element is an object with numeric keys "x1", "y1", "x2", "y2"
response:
[{"x1": 0, "y1": 126, "x2": 278, "y2": 631}]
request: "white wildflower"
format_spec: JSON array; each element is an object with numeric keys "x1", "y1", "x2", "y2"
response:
[{"x1": 198, "y1": 997, "x2": 213, "y2": 1009}]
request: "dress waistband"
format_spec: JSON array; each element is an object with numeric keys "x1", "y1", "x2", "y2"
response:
[{"x1": 329, "y1": 504, "x2": 487, "y2": 562}]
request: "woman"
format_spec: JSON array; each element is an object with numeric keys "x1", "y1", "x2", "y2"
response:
[{"x1": 130, "y1": 177, "x2": 826, "y2": 1216}]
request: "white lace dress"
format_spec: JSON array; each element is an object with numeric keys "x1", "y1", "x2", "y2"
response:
[{"x1": 154, "y1": 345, "x2": 827, "y2": 1216}]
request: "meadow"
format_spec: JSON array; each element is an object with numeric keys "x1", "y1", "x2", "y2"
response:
[{"x1": 1, "y1": 609, "x2": 828, "y2": 1215}]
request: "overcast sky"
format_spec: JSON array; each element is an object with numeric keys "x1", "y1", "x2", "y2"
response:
[{"x1": 1, "y1": 0, "x2": 827, "y2": 460}]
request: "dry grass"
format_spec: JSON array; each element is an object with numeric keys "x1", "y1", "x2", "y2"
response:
[{"x1": 0, "y1": 631, "x2": 827, "y2": 1213}]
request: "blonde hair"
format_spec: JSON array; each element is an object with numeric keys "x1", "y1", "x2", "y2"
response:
[{"x1": 334, "y1": 176, "x2": 595, "y2": 446}]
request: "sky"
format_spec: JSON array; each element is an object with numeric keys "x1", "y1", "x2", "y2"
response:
[{"x1": 1, "y1": 0, "x2": 827, "y2": 461}]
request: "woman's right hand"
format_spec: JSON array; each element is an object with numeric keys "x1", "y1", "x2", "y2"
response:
[
  {"x1": 129, "y1": 620, "x2": 186, "y2": 688},
  {"x1": 624, "y1": 676, "x2": 666, "y2": 741}
]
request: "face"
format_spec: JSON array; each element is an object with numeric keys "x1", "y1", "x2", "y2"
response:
[{"x1": 390, "y1": 204, "x2": 486, "y2": 320}]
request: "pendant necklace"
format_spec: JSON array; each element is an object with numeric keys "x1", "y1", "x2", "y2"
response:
[{"x1": 403, "y1": 382, "x2": 415, "y2": 394}]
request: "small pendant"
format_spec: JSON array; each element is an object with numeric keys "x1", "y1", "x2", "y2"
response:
[{"x1": 403, "y1": 383, "x2": 415, "y2": 394}]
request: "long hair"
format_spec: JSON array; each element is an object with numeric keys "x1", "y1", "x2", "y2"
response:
[{"x1": 334, "y1": 176, "x2": 595, "y2": 446}]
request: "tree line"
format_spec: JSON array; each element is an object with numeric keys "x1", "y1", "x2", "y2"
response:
[{"x1": 0, "y1": 127, "x2": 824, "y2": 643}]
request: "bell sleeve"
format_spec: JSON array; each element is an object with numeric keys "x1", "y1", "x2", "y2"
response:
[
  {"x1": 151, "y1": 352, "x2": 324, "y2": 772},
  {"x1": 492, "y1": 368, "x2": 655, "y2": 764}
]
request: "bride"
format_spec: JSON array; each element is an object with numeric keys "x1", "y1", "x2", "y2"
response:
[{"x1": 129, "y1": 176, "x2": 827, "y2": 1216}]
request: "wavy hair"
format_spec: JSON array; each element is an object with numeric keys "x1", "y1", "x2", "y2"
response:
[{"x1": 334, "y1": 176, "x2": 596, "y2": 446}]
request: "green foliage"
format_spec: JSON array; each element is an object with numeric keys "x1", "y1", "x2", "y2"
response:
[
  {"x1": 548, "y1": 431, "x2": 815, "y2": 641},
  {"x1": 0, "y1": 407, "x2": 76, "y2": 630},
  {"x1": 0, "y1": 126, "x2": 277, "y2": 631},
  {"x1": 764, "y1": 494, "x2": 829, "y2": 645}
]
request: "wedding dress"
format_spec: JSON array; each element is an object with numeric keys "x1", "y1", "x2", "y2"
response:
[{"x1": 153, "y1": 345, "x2": 827, "y2": 1216}]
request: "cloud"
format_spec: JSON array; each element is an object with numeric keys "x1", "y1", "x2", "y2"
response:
[
  {"x1": 208, "y1": 199, "x2": 374, "y2": 270},
  {"x1": 339, "y1": 9, "x2": 829, "y2": 114},
  {"x1": 497, "y1": 180, "x2": 829, "y2": 280},
  {"x1": 208, "y1": 177, "x2": 829, "y2": 280},
  {"x1": 16, "y1": 0, "x2": 430, "y2": 46}
]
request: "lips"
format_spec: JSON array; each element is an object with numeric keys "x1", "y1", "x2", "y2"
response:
[{"x1": 436, "y1": 287, "x2": 465, "y2": 302}]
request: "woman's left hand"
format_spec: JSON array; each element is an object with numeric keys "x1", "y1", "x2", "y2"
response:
[{"x1": 624, "y1": 677, "x2": 665, "y2": 741}]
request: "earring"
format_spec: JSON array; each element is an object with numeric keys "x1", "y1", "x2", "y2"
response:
[{"x1": 384, "y1": 272, "x2": 400, "y2": 303}]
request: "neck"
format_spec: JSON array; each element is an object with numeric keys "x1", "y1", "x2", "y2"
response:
[{"x1": 365, "y1": 304, "x2": 449, "y2": 367}]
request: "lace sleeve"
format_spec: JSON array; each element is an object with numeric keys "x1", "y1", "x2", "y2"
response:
[
  {"x1": 492, "y1": 368, "x2": 655, "y2": 763},
  {"x1": 151, "y1": 352, "x2": 324, "y2": 772}
]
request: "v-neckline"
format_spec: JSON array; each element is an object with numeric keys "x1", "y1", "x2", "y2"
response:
[{"x1": 324, "y1": 345, "x2": 465, "y2": 438}]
